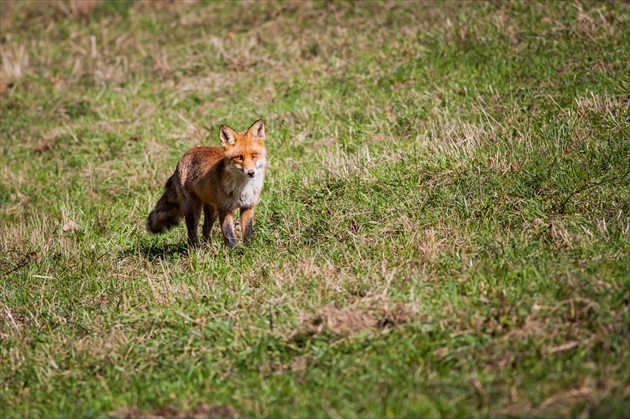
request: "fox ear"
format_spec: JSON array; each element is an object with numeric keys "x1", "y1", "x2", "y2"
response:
[
  {"x1": 219, "y1": 124, "x2": 237, "y2": 148},
  {"x1": 247, "y1": 119, "x2": 265, "y2": 141}
]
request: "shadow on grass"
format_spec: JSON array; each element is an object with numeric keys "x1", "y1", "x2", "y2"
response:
[{"x1": 122, "y1": 241, "x2": 190, "y2": 261}]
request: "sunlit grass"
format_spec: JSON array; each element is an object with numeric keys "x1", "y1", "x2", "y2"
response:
[{"x1": 1, "y1": 1, "x2": 629, "y2": 417}]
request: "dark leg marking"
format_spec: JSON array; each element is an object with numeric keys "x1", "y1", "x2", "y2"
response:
[
  {"x1": 224, "y1": 222, "x2": 236, "y2": 248},
  {"x1": 219, "y1": 212, "x2": 237, "y2": 248},
  {"x1": 243, "y1": 218, "x2": 253, "y2": 240},
  {"x1": 240, "y1": 207, "x2": 254, "y2": 244}
]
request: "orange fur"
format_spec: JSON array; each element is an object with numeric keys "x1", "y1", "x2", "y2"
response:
[{"x1": 147, "y1": 120, "x2": 267, "y2": 247}]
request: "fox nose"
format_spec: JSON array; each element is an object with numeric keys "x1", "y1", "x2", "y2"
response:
[{"x1": 247, "y1": 170, "x2": 255, "y2": 177}]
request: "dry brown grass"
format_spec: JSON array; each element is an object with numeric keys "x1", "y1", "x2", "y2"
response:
[
  {"x1": 502, "y1": 375, "x2": 626, "y2": 418},
  {"x1": 69, "y1": 0, "x2": 100, "y2": 17},
  {"x1": 292, "y1": 298, "x2": 418, "y2": 340}
]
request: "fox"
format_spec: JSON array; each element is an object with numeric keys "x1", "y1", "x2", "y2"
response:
[{"x1": 146, "y1": 119, "x2": 267, "y2": 248}]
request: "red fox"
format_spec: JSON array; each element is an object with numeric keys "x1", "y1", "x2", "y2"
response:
[{"x1": 146, "y1": 120, "x2": 267, "y2": 248}]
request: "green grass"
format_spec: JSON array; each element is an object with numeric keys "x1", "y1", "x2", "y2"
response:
[{"x1": 1, "y1": 1, "x2": 629, "y2": 417}]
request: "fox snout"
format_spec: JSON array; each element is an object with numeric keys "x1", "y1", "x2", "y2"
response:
[{"x1": 234, "y1": 165, "x2": 257, "y2": 177}]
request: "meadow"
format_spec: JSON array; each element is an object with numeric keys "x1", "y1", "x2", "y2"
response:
[{"x1": 1, "y1": 1, "x2": 629, "y2": 417}]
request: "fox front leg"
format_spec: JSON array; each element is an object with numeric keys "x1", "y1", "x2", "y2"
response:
[
  {"x1": 219, "y1": 211, "x2": 238, "y2": 248},
  {"x1": 240, "y1": 207, "x2": 254, "y2": 243}
]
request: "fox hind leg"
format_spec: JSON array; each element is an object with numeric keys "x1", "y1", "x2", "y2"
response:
[
  {"x1": 202, "y1": 204, "x2": 218, "y2": 242},
  {"x1": 183, "y1": 196, "x2": 202, "y2": 248}
]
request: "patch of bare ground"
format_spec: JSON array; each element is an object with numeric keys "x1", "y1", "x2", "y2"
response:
[
  {"x1": 114, "y1": 403, "x2": 237, "y2": 419},
  {"x1": 290, "y1": 298, "x2": 418, "y2": 341}
]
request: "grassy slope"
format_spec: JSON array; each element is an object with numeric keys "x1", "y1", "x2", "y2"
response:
[{"x1": 1, "y1": 1, "x2": 629, "y2": 417}]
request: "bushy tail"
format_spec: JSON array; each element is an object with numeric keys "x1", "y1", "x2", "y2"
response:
[{"x1": 146, "y1": 175, "x2": 183, "y2": 234}]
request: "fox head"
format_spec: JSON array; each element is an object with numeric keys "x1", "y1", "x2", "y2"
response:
[{"x1": 220, "y1": 119, "x2": 267, "y2": 178}]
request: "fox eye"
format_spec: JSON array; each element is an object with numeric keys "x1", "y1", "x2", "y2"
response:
[
  {"x1": 251, "y1": 153, "x2": 259, "y2": 159},
  {"x1": 235, "y1": 155, "x2": 243, "y2": 161}
]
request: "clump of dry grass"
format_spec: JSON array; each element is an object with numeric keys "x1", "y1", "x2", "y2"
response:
[
  {"x1": 69, "y1": 0, "x2": 100, "y2": 17},
  {"x1": 292, "y1": 299, "x2": 418, "y2": 340},
  {"x1": 296, "y1": 306, "x2": 379, "y2": 338},
  {"x1": 0, "y1": 44, "x2": 29, "y2": 84}
]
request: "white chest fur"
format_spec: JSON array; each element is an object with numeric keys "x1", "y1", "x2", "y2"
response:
[{"x1": 223, "y1": 168, "x2": 264, "y2": 209}]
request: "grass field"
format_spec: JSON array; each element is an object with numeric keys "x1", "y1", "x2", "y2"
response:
[{"x1": 1, "y1": 1, "x2": 629, "y2": 417}]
